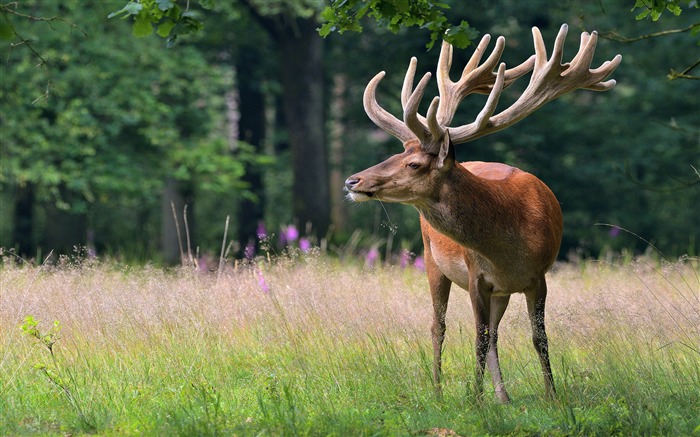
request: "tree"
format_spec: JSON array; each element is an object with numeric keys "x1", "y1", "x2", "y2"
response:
[
  {"x1": 110, "y1": 0, "x2": 332, "y2": 241},
  {"x1": 0, "y1": 0, "x2": 252, "y2": 259}
]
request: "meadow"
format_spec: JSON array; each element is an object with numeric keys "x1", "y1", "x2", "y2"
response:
[{"x1": 1, "y1": 251, "x2": 698, "y2": 436}]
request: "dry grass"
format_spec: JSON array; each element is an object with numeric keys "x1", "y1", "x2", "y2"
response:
[{"x1": 1, "y1": 254, "x2": 698, "y2": 435}]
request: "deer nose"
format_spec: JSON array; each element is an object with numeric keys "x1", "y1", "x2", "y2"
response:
[{"x1": 344, "y1": 177, "x2": 360, "y2": 191}]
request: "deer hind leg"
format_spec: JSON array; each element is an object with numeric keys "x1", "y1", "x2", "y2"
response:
[
  {"x1": 469, "y1": 274, "x2": 494, "y2": 401},
  {"x1": 487, "y1": 295, "x2": 511, "y2": 403},
  {"x1": 526, "y1": 278, "x2": 555, "y2": 398}
]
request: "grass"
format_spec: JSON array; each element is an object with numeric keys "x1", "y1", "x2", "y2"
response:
[{"x1": 1, "y1": 253, "x2": 698, "y2": 436}]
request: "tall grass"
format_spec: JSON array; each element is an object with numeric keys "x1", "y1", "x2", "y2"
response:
[{"x1": 1, "y1": 253, "x2": 698, "y2": 436}]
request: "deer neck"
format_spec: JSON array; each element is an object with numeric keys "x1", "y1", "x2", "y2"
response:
[{"x1": 416, "y1": 165, "x2": 516, "y2": 261}]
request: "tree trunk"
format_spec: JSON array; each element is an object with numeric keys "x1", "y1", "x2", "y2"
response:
[
  {"x1": 12, "y1": 183, "x2": 35, "y2": 258},
  {"x1": 234, "y1": 52, "x2": 266, "y2": 255},
  {"x1": 274, "y1": 18, "x2": 330, "y2": 240}
]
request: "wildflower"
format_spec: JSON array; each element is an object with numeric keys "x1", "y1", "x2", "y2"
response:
[
  {"x1": 609, "y1": 227, "x2": 620, "y2": 238},
  {"x1": 244, "y1": 241, "x2": 255, "y2": 260},
  {"x1": 366, "y1": 246, "x2": 380, "y2": 268},
  {"x1": 198, "y1": 255, "x2": 209, "y2": 272},
  {"x1": 255, "y1": 266, "x2": 270, "y2": 293},
  {"x1": 400, "y1": 249, "x2": 411, "y2": 268},
  {"x1": 257, "y1": 222, "x2": 267, "y2": 239},
  {"x1": 282, "y1": 224, "x2": 299, "y2": 243},
  {"x1": 299, "y1": 238, "x2": 311, "y2": 252},
  {"x1": 413, "y1": 255, "x2": 425, "y2": 272}
]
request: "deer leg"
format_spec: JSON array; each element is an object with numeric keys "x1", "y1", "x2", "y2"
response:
[
  {"x1": 526, "y1": 279, "x2": 555, "y2": 398},
  {"x1": 469, "y1": 275, "x2": 492, "y2": 400},
  {"x1": 487, "y1": 295, "x2": 511, "y2": 403},
  {"x1": 425, "y1": 253, "x2": 452, "y2": 395}
]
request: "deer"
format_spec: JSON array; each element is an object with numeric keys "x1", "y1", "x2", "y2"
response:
[{"x1": 345, "y1": 24, "x2": 621, "y2": 403}]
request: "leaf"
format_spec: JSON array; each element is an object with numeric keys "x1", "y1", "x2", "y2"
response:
[
  {"x1": 199, "y1": 0, "x2": 217, "y2": 9},
  {"x1": 155, "y1": 0, "x2": 175, "y2": 11},
  {"x1": 318, "y1": 22, "x2": 333, "y2": 37},
  {"x1": 133, "y1": 17, "x2": 153, "y2": 37},
  {"x1": 157, "y1": 20, "x2": 175, "y2": 37},
  {"x1": 108, "y1": 2, "x2": 143, "y2": 19},
  {"x1": 0, "y1": 15, "x2": 14, "y2": 40},
  {"x1": 444, "y1": 21, "x2": 478, "y2": 49},
  {"x1": 635, "y1": 9, "x2": 650, "y2": 20}
]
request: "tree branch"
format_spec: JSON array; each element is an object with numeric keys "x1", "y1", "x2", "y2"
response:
[
  {"x1": 1, "y1": 2, "x2": 87, "y2": 103},
  {"x1": 599, "y1": 22, "x2": 699, "y2": 42},
  {"x1": 1, "y1": 3, "x2": 87, "y2": 36},
  {"x1": 668, "y1": 58, "x2": 700, "y2": 81}
]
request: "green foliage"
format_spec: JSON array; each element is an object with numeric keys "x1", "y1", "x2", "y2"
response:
[
  {"x1": 109, "y1": 0, "x2": 215, "y2": 45},
  {"x1": 20, "y1": 315, "x2": 61, "y2": 354},
  {"x1": 19, "y1": 315, "x2": 96, "y2": 431},
  {"x1": 319, "y1": 0, "x2": 479, "y2": 48},
  {"x1": 631, "y1": 0, "x2": 696, "y2": 21},
  {"x1": 1, "y1": 1, "x2": 252, "y2": 220}
]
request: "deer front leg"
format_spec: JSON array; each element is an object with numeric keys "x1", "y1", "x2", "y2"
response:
[
  {"x1": 526, "y1": 279, "x2": 555, "y2": 398},
  {"x1": 425, "y1": 252, "x2": 452, "y2": 396},
  {"x1": 487, "y1": 295, "x2": 511, "y2": 403},
  {"x1": 469, "y1": 274, "x2": 492, "y2": 401}
]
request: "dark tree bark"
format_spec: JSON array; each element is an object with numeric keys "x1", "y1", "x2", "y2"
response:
[
  {"x1": 273, "y1": 18, "x2": 329, "y2": 238},
  {"x1": 12, "y1": 183, "x2": 35, "y2": 258},
  {"x1": 235, "y1": 48, "x2": 266, "y2": 255},
  {"x1": 241, "y1": 2, "x2": 330, "y2": 240}
]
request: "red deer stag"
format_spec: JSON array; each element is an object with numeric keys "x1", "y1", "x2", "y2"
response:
[{"x1": 345, "y1": 24, "x2": 621, "y2": 402}]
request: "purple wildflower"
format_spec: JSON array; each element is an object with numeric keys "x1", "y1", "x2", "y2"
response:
[
  {"x1": 366, "y1": 246, "x2": 380, "y2": 268},
  {"x1": 400, "y1": 249, "x2": 411, "y2": 268},
  {"x1": 244, "y1": 241, "x2": 255, "y2": 260},
  {"x1": 609, "y1": 227, "x2": 620, "y2": 238},
  {"x1": 198, "y1": 255, "x2": 209, "y2": 272},
  {"x1": 255, "y1": 266, "x2": 270, "y2": 293},
  {"x1": 257, "y1": 222, "x2": 267, "y2": 239},
  {"x1": 299, "y1": 238, "x2": 311, "y2": 252},
  {"x1": 413, "y1": 255, "x2": 425, "y2": 272},
  {"x1": 284, "y1": 225, "x2": 299, "y2": 242}
]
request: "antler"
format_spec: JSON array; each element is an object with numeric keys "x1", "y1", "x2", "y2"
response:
[{"x1": 363, "y1": 24, "x2": 622, "y2": 151}]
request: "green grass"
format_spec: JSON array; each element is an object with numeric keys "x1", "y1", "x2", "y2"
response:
[{"x1": 1, "y1": 254, "x2": 698, "y2": 436}]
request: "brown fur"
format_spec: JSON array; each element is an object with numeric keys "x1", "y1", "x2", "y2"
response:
[{"x1": 346, "y1": 144, "x2": 562, "y2": 402}]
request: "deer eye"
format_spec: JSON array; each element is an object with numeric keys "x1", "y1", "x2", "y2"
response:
[{"x1": 407, "y1": 162, "x2": 421, "y2": 170}]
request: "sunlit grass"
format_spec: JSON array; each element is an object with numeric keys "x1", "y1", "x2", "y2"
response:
[{"x1": 1, "y1": 254, "x2": 698, "y2": 436}]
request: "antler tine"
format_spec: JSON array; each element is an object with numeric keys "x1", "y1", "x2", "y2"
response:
[
  {"x1": 463, "y1": 34, "x2": 491, "y2": 74},
  {"x1": 473, "y1": 63, "x2": 507, "y2": 130},
  {"x1": 449, "y1": 23, "x2": 622, "y2": 144},
  {"x1": 403, "y1": 72, "x2": 433, "y2": 143},
  {"x1": 568, "y1": 31, "x2": 595, "y2": 72},
  {"x1": 426, "y1": 96, "x2": 444, "y2": 148},
  {"x1": 363, "y1": 71, "x2": 416, "y2": 143},
  {"x1": 435, "y1": 35, "x2": 502, "y2": 126},
  {"x1": 401, "y1": 57, "x2": 418, "y2": 107},
  {"x1": 434, "y1": 35, "x2": 535, "y2": 127},
  {"x1": 400, "y1": 56, "x2": 431, "y2": 131}
]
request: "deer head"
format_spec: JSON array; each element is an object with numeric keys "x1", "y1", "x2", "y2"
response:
[{"x1": 345, "y1": 24, "x2": 622, "y2": 205}]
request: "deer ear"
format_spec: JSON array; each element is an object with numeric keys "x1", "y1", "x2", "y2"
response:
[{"x1": 437, "y1": 129, "x2": 455, "y2": 171}]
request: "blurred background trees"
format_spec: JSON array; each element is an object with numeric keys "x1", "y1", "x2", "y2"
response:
[{"x1": 1, "y1": 0, "x2": 698, "y2": 263}]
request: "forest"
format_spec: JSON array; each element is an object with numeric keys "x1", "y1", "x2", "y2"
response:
[{"x1": 1, "y1": 0, "x2": 698, "y2": 264}]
